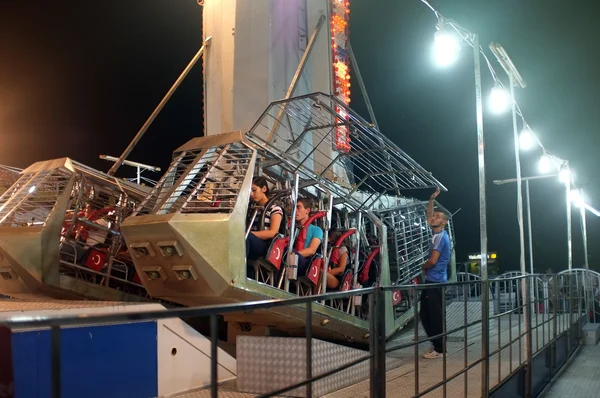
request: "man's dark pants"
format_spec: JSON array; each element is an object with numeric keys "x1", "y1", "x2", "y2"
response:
[{"x1": 420, "y1": 284, "x2": 446, "y2": 353}]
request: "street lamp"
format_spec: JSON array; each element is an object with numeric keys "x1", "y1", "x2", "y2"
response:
[
  {"x1": 432, "y1": 16, "x2": 492, "y2": 394},
  {"x1": 489, "y1": 42, "x2": 527, "y2": 282},
  {"x1": 538, "y1": 154, "x2": 553, "y2": 174},
  {"x1": 433, "y1": 28, "x2": 461, "y2": 67},
  {"x1": 559, "y1": 167, "x2": 572, "y2": 184},
  {"x1": 493, "y1": 173, "x2": 590, "y2": 274},
  {"x1": 433, "y1": 18, "x2": 489, "y2": 283},
  {"x1": 519, "y1": 129, "x2": 534, "y2": 151},
  {"x1": 488, "y1": 85, "x2": 510, "y2": 114}
]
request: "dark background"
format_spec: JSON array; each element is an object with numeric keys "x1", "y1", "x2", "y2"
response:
[{"x1": 1, "y1": 0, "x2": 597, "y2": 273}]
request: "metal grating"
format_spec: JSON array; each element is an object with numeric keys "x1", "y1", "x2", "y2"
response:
[
  {"x1": 0, "y1": 168, "x2": 73, "y2": 227},
  {"x1": 0, "y1": 165, "x2": 21, "y2": 190},
  {"x1": 376, "y1": 201, "x2": 454, "y2": 285},
  {"x1": 134, "y1": 143, "x2": 253, "y2": 215},
  {"x1": 134, "y1": 150, "x2": 201, "y2": 215},
  {"x1": 247, "y1": 93, "x2": 445, "y2": 210},
  {"x1": 58, "y1": 171, "x2": 148, "y2": 295}
]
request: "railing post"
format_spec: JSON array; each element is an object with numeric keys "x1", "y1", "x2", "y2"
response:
[
  {"x1": 210, "y1": 315, "x2": 218, "y2": 398},
  {"x1": 481, "y1": 279, "x2": 490, "y2": 398},
  {"x1": 370, "y1": 287, "x2": 386, "y2": 397},
  {"x1": 524, "y1": 277, "x2": 533, "y2": 398},
  {"x1": 567, "y1": 276, "x2": 573, "y2": 354},
  {"x1": 306, "y1": 301, "x2": 313, "y2": 398},
  {"x1": 551, "y1": 276, "x2": 558, "y2": 376},
  {"x1": 413, "y1": 284, "x2": 420, "y2": 397}
]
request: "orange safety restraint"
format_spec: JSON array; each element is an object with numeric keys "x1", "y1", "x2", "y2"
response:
[
  {"x1": 328, "y1": 229, "x2": 356, "y2": 266},
  {"x1": 63, "y1": 207, "x2": 115, "y2": 241},
  {"x1": 358, "y1": 247, "x2": 380, "y2": 285}
]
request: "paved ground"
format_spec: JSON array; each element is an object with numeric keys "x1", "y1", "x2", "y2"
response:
[
  {"x1": 177, "y1": 313, "x2": 573, "y2": 398},
  {"x1": 540, "y1": 340, "x2": 600, "y2": 398}
]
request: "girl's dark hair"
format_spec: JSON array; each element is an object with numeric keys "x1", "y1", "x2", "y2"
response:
[{"x1": 252, "y1": 176, "x2": 270, "y2": 195}]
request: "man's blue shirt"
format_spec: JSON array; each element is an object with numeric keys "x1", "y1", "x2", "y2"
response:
[{"x1": 426, "y1": 229, "x2": 450, "y2": 283}]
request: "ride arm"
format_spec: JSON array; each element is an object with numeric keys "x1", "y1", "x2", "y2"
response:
[
  {"x1": 328, "y1": 251, "x2": 348, "y2": 276},
  {"x1": 251, "y1": 213, "x2": 282, "y2": 240},
  {"x1": 298, "y1": 237, "x2": 321, "y2": 258}
]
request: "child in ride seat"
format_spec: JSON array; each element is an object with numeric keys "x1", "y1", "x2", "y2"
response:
[
  {"x1": 246, "y1": 177, "x2": 284, "y2": 261},
  {"x1": 292, "y1": 198, "x2": 323, "y2": 276},
  {"x1": 327, "y1": 230, "x2": 349, "y2": 289}
]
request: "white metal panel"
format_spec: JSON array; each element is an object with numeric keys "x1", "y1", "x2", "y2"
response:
[{"x1": 157, "y1": 318, "x2": 237, "y2": 396}]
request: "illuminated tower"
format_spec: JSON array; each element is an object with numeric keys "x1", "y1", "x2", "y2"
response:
[{"x1": 202, "y1": 0, "x2": 352, "y2": 180}]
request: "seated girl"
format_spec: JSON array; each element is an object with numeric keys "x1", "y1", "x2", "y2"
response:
[
  {"x1": 245, "y1": 177, "x2": 283, "y2": 262},
  {"x1": 327, "y1": 230, "x2": 350, "y2": 289}
]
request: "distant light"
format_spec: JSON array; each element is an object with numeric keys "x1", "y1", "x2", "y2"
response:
[
  {"x1": 519, "y1": 129, "x2": 534, "y2": 151},
  {"x1": 489, "y1": 86, "x2": 510, "y2": 114},
  {"x1": 28, "y1": 186, "x2": 36, "y2": 194},
  {"x1": 559, "y1": 168, "x2": 572, "y2": 184},
  {"x1": 433, "y1": 29, "x2": 461, "y2": 67},
  {"x1": 538, "y1": 154, "x2": 552, "y2": 174}
]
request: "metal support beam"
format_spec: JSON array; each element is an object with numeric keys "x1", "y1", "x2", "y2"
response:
[
  {"x1": 581, "y1": 204, "x2": 589, "y2": 269},
  {"x1": 349, "y1": 43, "x2": 379, "y2": 130},
  {"x1": 108, "y1": 38, "x2": 211, "y2": 176},
  {"x1": 566, "y1": 178, "x2": 573, "y2": 271},
  {"x1": 509, "y1": 71, "x2": 527, "y2": 279},
  {"x1": 525, "y1": 181, "x2": 534, "y2": 274},
  {"x1": 267, "y1": 15, "x2": 326, "y2": 143},
  {"x1": 473, "y1": 33, "x2": 490, "y2": 397}
]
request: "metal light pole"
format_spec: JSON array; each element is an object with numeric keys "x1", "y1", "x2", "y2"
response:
[
  {"x1": 525, "y1": 181, "x2": 534, "y2": 274},
  {"x1": 510, "y1": 73, "x2": 526, "y2": 277},
  {"x1": 564, "y1": 170, "x2": 573, "y2": 271},
  {"x1": 581, "y1": 202, "x2": 589, "y2": 269},
  {"x1": 471, "y1": 33, "x2": 492, "y2": 397},
  {"x1": 496, "y1": 175, "x2": 600, "y2": 273},
  {"x1": 489, "y1": 43, "x2": 527, "y2": 277}
]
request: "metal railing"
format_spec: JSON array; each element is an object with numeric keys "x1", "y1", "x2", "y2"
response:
[{"x1": 0, "y1": 272, "x2": 589, "y2": 398}]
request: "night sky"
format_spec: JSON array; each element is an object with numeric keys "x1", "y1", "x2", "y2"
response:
[{"x1": 1, "y1": 0, "x2": 598, "y2": 274}]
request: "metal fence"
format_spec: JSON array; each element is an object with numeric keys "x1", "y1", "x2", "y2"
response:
[{"x1": 0, "y1": 272, "x2": 589, "y2": 398}]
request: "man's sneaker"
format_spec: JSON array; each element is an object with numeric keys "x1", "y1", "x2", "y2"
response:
[{"x1": 423, "y1": 350, "x2": 444, "y2": 359}]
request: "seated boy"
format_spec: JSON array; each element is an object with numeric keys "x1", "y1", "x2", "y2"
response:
[{"x1": 292, "y1": 198, "x2": 323, "y2": 276}]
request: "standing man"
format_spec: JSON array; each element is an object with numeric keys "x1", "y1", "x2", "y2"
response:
[{"x1": 421, "y1": 188, "x2": 451, "y2": 359}]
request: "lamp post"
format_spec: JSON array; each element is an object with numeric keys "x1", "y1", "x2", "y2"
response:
[
  {"x1": 494, "y1": 174, "x2": 599, "y2": 273},
  {"x1": 571, "y1": 188, "x2": 593, "y2": 269},
  {"x1": 581, "y1": 202, "x2": 589, "y2": 269},
  {"x1": 494, "y1": 174, "x2": 558, "y2": 274},
  {"x1": 433, "y1": 21, "x2": 490, "y2": 282},
  {"x1": 432, "y1": 18, "x2": 492, "y2": 396},
  {"x1": 489, "y1": 42, "x2": 527, "y2": 278}
]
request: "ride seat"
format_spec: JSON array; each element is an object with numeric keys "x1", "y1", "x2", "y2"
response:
[
  {"x1": 252, "y1": 234, "x2": 289, "y2": 285},
  {"x1": 335, "y1": 269, "x2": 354, "y2": 292},
  {"x1": 296, "y1": 254, "x2": 324, "y2": 296},
  {"x1": 84, "y1": 247, "x2": 107, "y2": 272}
]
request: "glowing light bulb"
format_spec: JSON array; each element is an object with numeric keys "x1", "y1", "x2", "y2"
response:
[
  {"x1": 489, "y1": 86, "x2": 509, "y2": 114},
  {"x1": 538, "y1": 154, "x2": 552, "y2": 174},
  {"x1": 433, "y1": 29, "x2": 460, "y2": 67},
  {"x1": 570, "y1": 190, "x2": 584, "y2": 208},
  {"x1": 559, "y1": 168, "x2": 572, "y2": 184},
  {"x1": 519, "y1": 129, "x2": 534, "y2": 151}
]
